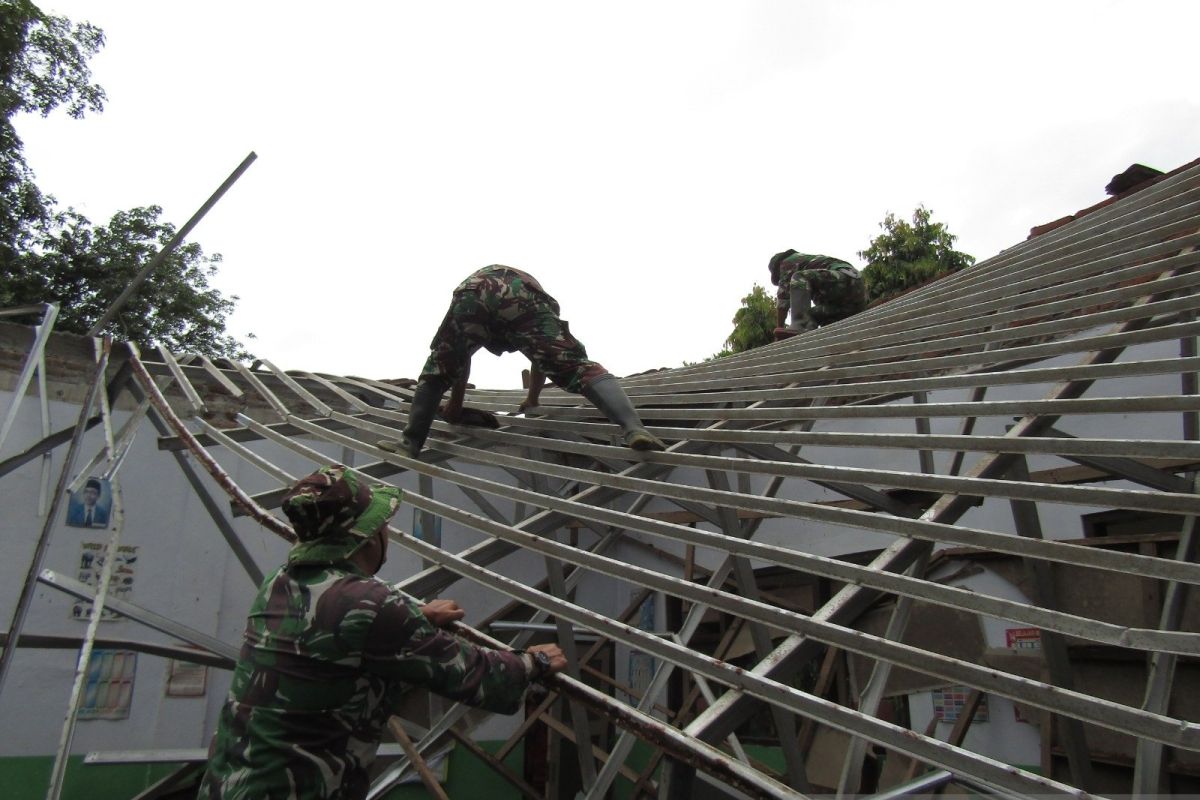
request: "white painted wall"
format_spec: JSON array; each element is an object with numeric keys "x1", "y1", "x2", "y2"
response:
[
  {"x1": 0, "y1": 332, "x2": 1185, "y2": 766},
  {"x1": 0, "y1": 386, "x2": 619, "y2": 755}
]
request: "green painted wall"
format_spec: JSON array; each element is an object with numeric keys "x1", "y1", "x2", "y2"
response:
[
  {"x1": 0, "y1": 743, "x2": 789, "y2": 798},
  {"x1": 0, "y1": 756, "x2": 185, "y2": 800},
  {"x1": 0, "y1": 742, "x2": 532, "y2": 800}
]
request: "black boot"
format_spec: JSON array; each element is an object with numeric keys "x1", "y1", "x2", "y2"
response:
[
  {"x1": 581, "y1": 374, "x2": 666, "y2": 451},
  {"x1": 378, "y1": 378, "x2": 448, "y2": 457}
]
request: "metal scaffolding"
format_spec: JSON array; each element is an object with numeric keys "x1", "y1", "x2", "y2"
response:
[{"x1": 3, "y1": 160, "x2": 1200, "y2": 798}]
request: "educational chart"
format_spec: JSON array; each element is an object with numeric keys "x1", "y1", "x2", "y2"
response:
[{"x1": 71, "y1": 542, "x2": 139, "y2": 621}]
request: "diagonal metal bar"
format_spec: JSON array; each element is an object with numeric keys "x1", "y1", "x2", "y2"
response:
[
  {"x1": 48, "y1": 352, "x2": 127, "y2": 799},
  {"x1": 36, "y1": 570, "x2": 239, "y2": 662},
  {"x1": 1133, "y1": 475, "x2": 1200, "y2": 796},
  {"x1": 156, "y1": 344, "x2": 207, "y2": 417},
  {"x1": 139, "y1": 409, "x2": 265, "y2": 586},
  {"x1": 0, "y1": 357, "x2": 134, "y2": 482},
  {"x1": 836, "y1": 548, "x2": 933, "y2": 798},
  {"x1": 126, "y1": 762, "x2": 206, "y2": 800},
  {"x1": 705, "y1": 466, "x2": 808, "y2": 791},
  {"x1": 543, "y1": 548, "x2": 599, "y2": 789},
  {"x1": 0, "y1": 337, "x2": 110, "y2": 699},
  {"x1": 34, "y1": 327, "x2": 53, "y2": 516},
  {"x1": 0, "y1": 302, "x2": 58, "y2": 454},
  {"x1": 0, "y1": 632, "x2": 232, "y2": 669},
  {"x1": 88, "y1": 152, "x2": 256, "y2": 335},
  {"x1": 1006, "y1": 456, "x2": 1093, "y2": 791}
]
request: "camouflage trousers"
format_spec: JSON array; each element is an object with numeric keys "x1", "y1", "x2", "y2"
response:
[
  {"x1": 780, "y1": 267, "x2": 867, "y2": 326},
  {"x1": 420, "y1": 265, "x2": 608, "y2": 393}
]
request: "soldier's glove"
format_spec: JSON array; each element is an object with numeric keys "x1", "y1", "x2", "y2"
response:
[{"x1": 439, "y1": 405, "x2": 500, "y2": 429}]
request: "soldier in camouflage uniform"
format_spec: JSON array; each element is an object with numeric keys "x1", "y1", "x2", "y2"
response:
[
  {"x1": 379, "y1": 265, "x2": 665, "y2": 457},
  {"x1": 768, "y1": 250, "x2": 867, "y2": 332},
  {"x1": 199, "y1": 464, "x2": 565, "y2": 800}
]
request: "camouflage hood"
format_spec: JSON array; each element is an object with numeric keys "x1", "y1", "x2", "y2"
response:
[{"x1": 282, "y1": 464, "x2": 402, "y2": 566}]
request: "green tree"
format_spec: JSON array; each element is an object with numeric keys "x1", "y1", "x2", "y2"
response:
[
  {"x1": 0, "y1": 0, "x2": 104, "y2": 262},
  {"x1": 15, "y1": 206, "x2": 249, "y2": 356},
  {"x1": 695, "y1": 283, "x2": 776, "y2": 362},
  {"x1": 0, "y1": 1, "x2": 105, "y2": 118},
  {"x1": 725, "y1": 283, "x2": 777, "y2": 353},
  {"x1": 858, "y1": 206, "x2": 975, "y2": 303},
  {"x1": 0, "y1": 1, "x2": 250, "y2": 358}
]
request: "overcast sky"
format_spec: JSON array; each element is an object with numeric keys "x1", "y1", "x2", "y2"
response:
[{"x1": 17, "y1": 1, "x2": 1200, "y2": 389}]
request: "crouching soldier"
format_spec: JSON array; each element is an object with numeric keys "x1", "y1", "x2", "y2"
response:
[
  {"x1": 380, "y1": 265, "x2": 666, "y2": 457},
  {"x1": 768, "y1": 250, "x2": 867, "y2": 333}
]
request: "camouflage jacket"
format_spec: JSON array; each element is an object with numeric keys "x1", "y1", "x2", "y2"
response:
[
  {"x1": 772, "y1": 253, "x2": 856, "y2": 284},
  {"x1": 420, "y1": 265, "x2": 606, "y2": 392},
  {"x1": 773, "y1": 253, "x2": 860, "y2": 307},
  {"x1": 199, "y1": 563, "x2": 530, "y2": 799},
  {"x1": 451, "y1": 265, "x2": 550, "y2": 357}
]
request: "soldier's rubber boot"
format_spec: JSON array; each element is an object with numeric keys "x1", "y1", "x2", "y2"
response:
[
  {"x1": 377, "y1": 377, "x2": 448, "y2": 458},
  {"x1": 789, "y1": 283, "x2": 816, "y2": 332},
  {"x1": 581, "y1": 374, "x2": 666, "y2": 451}
]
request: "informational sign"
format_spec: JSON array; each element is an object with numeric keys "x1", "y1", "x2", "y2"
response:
[
  {"x1": 65, "y1": 476, "x2": 113, "y2": 529},
  {"x1": 1005, "y1": 627, "x2": 1042, "y2": 650},
  {"x1": 165, "y1": 659, "x2": 208, "y2": 697},
  {"x1": 72, "y1": 542, "x2": 138, "y2": 621}
]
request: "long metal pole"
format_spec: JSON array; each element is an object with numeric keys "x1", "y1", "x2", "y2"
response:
[
  {"x1": 386, "y1": 719, "x2": 450, "y2": 800},
  {"x1": 1133, "y1": 474, "x2": 1200, "y2": 796},
  {"x1": 0, "y1": 303, "x2": 59, "y2": 453},
  {"x1": 87, "y1": 152, "x2": 257, "y2": 336},
  {"x1": 35, "y1": 327, "x2": 53, "y2": 517},
  {"x1": 47, "y1": 354, "x2": 126, "y2": 798},
  {"x1": 46, "y1": 489, "x2": 123, "y2": 800},
  {"x1": 36, "y1": 571, "x2": 238, "y2": 661},
  {"x1": 0, "y1": 338, "x2": 111, "y2": 698},
  {"x1": 836, "y1": 549, "x2": 932, "y2": 798}
]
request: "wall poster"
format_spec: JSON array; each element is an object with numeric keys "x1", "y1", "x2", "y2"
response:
[
  {"x1": 78, "y1": 650, "x2": 136, "y2": 720},
  {"x1": 72, "y1": 542, "x2": 139, "y2": 621},
  {"x1": 65, "y1": 476, "x2": 112, "y2": 529},
  {"x1": 165, "y1": 659, "x2": 208, "y2": 697}
]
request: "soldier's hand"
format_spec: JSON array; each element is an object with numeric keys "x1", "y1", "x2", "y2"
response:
[
  {"x1": 453, "y1": 406, "x2": 500, "y2": 428},
  {"x1": 420, "y1": 599, "x2": 466, "y2": 628},
  {"x1": 527, "y1": 643, "x2": 568, "y2": 678},
  {"x1": 436, "y1": 403, "x2": 463, "y2": 424}
]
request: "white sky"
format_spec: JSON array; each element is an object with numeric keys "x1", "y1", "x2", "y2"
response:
[{"x1": 16, "y1": 1, "x2": 1200, "y2": 389}]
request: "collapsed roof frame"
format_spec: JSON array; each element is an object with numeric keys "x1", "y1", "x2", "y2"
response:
[{"x1": 2, "y1": 161, "x2": 1199, "y2": 799}]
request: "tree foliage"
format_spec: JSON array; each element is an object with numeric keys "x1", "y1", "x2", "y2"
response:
[
  {"x1": 696, "y1": 283, "x2": 776, "y2": 362},
  {"x1": 0, "y1": 0, "x2": 106, "y2": 120},
  {"x1": 0, "y1": 1, "x2": 249, "y2": 358},
  {"x1": 858, "y1": 205, "x2": 974, "y2": 303},
  {"x1": 0, "y1": 1, "x2": 104, "y2": 260},
  {"x1": 8, "y1": 206, "x2": 248, "y2": 356},
  {"x1": 725, "y1": 284, "x2": 777, "y2": 353}
]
